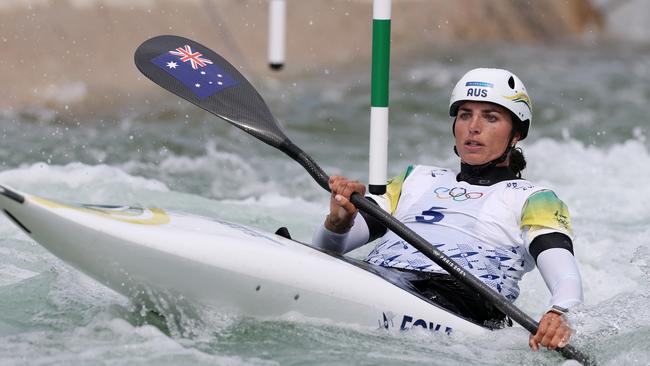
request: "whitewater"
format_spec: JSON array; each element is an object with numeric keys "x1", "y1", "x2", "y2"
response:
[{"x1": 0, "y1": 41, "x2": 649, "y2": 365}]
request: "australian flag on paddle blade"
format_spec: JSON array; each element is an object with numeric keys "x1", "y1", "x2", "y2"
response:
[{"x1": 151, "y1": 45, "x2": 238, "y2": 99}]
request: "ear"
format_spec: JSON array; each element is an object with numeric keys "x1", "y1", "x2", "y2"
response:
[{"x1": 511, "y1": 132, "x2": 521, "y2": 147}]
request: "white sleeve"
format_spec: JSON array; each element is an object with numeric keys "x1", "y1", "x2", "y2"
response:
[
  {"x1": 311, "y1": 214, "x2": 370, "y2": 254},
  {"x1": 536, "y1": 248, "x2": 584, "y2": 309}
]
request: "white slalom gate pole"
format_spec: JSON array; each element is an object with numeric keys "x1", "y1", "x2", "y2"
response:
[
  {"x1": 368, "y1": 0, "x2": 391, "y2": 195},
  {"x1": 268, "y1": 0, "x2": 286, "y2": 70}
]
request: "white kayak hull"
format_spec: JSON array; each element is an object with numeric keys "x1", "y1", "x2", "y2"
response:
[{"x1": 0, "y1": 185, "x2": 488, "y2": 335}]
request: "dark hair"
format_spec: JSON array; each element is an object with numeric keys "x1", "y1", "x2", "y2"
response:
[
  {"x1": 509, "y1": 147, "x2": 526, "y2": 178},
  {"x1": 506, "y1": 111, "x2": 527, "y2": 178}
]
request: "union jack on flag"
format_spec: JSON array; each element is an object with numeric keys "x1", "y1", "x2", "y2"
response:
[
  {"x1": 169, "y1": 45, "x2": 214, "y2": 69},
  {"x1": 151, "y1": 44, "x2": 238, "y2": 99}
]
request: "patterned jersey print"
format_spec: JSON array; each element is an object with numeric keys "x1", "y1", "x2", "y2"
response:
[{"x1": 365, "y1": 165, "x2": 573, "y2": 302}]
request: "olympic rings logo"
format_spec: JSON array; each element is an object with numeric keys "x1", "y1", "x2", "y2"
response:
[{"x1": 434, "y1": 186, "x2": 483, "y2": 201}]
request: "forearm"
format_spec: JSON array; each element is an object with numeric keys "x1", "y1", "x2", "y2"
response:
[
  {"x1": 536, "y1": 247, "x2": 583, "y2": 309},
  {"x1": 312, "y1": 214, "x2": 370, "y2": 254}
]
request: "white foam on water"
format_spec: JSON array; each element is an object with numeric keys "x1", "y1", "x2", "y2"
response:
[
  {"x1": 515, "y1": 138, "x2": 650, "y2": 311},
  {"x1": 120, "y1": 140, "x2": 288, "y2": 201},
  {"x1": 0, "y1": 162, "x2": 168, "y2": 203},
  {"x1": 0, "y1": 265, "x2": 38, "y2": 287},
  {"x1": 157, "y1": 141, "x2": 272, "y2": 200},
  {"x1": 0, "y1": 314, "x2": 274, "y2": 366}
]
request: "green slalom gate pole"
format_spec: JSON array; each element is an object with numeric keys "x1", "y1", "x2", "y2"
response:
[{"x1": 368, "y1": 0, "x2": 391, "y2": 195}]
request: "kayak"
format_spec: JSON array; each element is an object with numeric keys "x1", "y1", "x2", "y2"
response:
[{"x1": 0, "y1": 184, "x2": 489, "y2": 335}]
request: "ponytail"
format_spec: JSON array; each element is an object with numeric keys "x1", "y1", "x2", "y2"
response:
[
  {"x1": 507, "y1": 111, "x2": 527, "y2": 178},
  {"x1": 509, "y1": 147, "x2": 526, "y2": 178}
]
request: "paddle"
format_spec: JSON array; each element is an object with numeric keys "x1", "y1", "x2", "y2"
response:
[{"x1": 135, "y1": 35, "x2": 594, "y2": 365}]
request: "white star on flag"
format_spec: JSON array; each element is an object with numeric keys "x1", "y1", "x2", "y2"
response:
[{"x1": 166, "y1": 61, "x2": 178, "y2": 69}]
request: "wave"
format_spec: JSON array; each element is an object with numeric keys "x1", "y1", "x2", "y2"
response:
[{"x1": 0, "y1": 162, "x2": 168, "y2": 204}]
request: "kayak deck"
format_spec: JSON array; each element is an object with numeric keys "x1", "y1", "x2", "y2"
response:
[{"x1": 0, "y1": 185, "x2": 489, "y2": 335}]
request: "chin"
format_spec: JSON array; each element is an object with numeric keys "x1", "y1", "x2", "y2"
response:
[{"x1": 460, "y1": 156, "x2": 489, "y2": 166}]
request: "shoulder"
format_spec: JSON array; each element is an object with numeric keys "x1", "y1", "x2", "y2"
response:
[
  {"x1": 520, "y1": 188, "x2": 573, "y2": 235},
  {"x1": 521, "y1": 189, "x2": 571, "y2": 217},
  {"x1": 491, "y1": 180, "x2": 573, "y2": 237},
  {"x1": 381, "y1": 164, "x2": 455, "y2": 214},
  {"x1": 485, "y1": 179, "x2": 555, "y2": 213}
]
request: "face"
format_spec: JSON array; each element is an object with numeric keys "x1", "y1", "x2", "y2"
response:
[{"x1": 454, "y1": 101, "x2": 518, "y2": 166}]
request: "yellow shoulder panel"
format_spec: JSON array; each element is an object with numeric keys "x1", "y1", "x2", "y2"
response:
[{"x1": 385, "y1": 165, "x2": 414, "y2": 215}]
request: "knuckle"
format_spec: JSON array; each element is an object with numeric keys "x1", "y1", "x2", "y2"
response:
[{"x1": 541, "y1": 333, "x2": 554, "y2": 344}]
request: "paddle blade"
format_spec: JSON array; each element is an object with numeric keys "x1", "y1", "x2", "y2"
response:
[{"x1": 135, "y1": 35, "x2": 289, "y2": 147}]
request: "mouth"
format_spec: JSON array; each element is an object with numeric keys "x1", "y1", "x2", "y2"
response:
[{"x1": 464, "y1": 139, "x2": 484, "y2": 148}]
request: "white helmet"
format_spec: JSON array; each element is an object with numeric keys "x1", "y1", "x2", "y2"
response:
[{"x1": 449, "y1": 68, "x2": 532, "y2": 140}]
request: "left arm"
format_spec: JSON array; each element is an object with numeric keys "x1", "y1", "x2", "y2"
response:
[
  {"x1": 528, "y1": 233, "x2": 583, "y2": 350},
  {"x1": 521, "y1": 190, "x2": 583, "y2": 351}
]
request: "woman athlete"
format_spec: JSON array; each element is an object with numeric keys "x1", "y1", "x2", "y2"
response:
[{"x1": 312, "y1": 68, "x2": 583, "y2": 351}]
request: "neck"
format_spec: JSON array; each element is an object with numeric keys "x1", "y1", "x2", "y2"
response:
[{"x1": 457, "y1": 162, "x2": 519, "y2": 186}]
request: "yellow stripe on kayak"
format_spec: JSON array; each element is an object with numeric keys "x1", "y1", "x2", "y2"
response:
[{"x1": 30, "y1": 196, "x2": 171, "y2": 225}]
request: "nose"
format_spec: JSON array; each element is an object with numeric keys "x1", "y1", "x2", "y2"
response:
[{"x1": 467, "y1": 114, "x2": 481, "y2": 134}]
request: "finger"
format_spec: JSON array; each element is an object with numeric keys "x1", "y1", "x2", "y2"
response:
[
  {"x1": 547, "y1": 327, "x2": 569, "y2": 350},
  {"x1": 332, "y1": 182, "x2": 349, "y2": 199},
  {"x1": 349, "y1": 180, "x2": 363, "y2": 193},
  {"x1": 356, "y1": 181, "x2": 366, "y2": 196},
  {"x1": 330, "y1": 176, "x2": 345, "y2": 191},
  {"x1": 540, "y1": 319, "x2": 561, "y2": 346},
  {"x1": 328, "y1": 175, "x2": 339, "y2": 189},
  {"x1": 556, "y1": 323, "x2": 572, "y2": 348},
  {"x1": 558, "y1": 331, "x2": 571, "y2": 348},
  {"x1": 532, "y1": 316, "x2": 551, "y2": 345},
  {"x1": 329, "y1": 175, "x2": 348, "y2": 192},
  {"x1": 336, "y1": 182, "x2": 355, "y2": 202},
  {"x1": 335, "y1": 194, "x2": 357, "y2": 215},
  {"x1": 330, "y1": 180, "x2": 344, "y2": 203},
  {"x1": 331, "y1": 194, "x2": 346, "y2": 210},
  {"x1": 342, "y1": 180, "x2": 361, "y2": 195},
  {"x1": 528, "y1": 334, "x2": 539, "y2": 351},
  {"x1": 341, "y1": 181, "x2": 360, "y2": 198},
  {"x1": 329, "y1": 175, "x2": 346, "y2": 183},
  {"x1": 545, "y1": 324, "x2": 567, "y2": 350}
]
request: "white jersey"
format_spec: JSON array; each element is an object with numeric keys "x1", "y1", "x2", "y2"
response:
[{"x1": 364, "y1": 165, "x2": 573, "y2": 302}]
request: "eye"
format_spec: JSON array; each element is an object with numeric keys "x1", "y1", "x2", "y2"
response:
[
  {"x1": 486, "y1": 114, "x2": 498, "y2": 122},
  {"x1": 459, "y1": 112, "x2": 471, "y2": 120}
]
